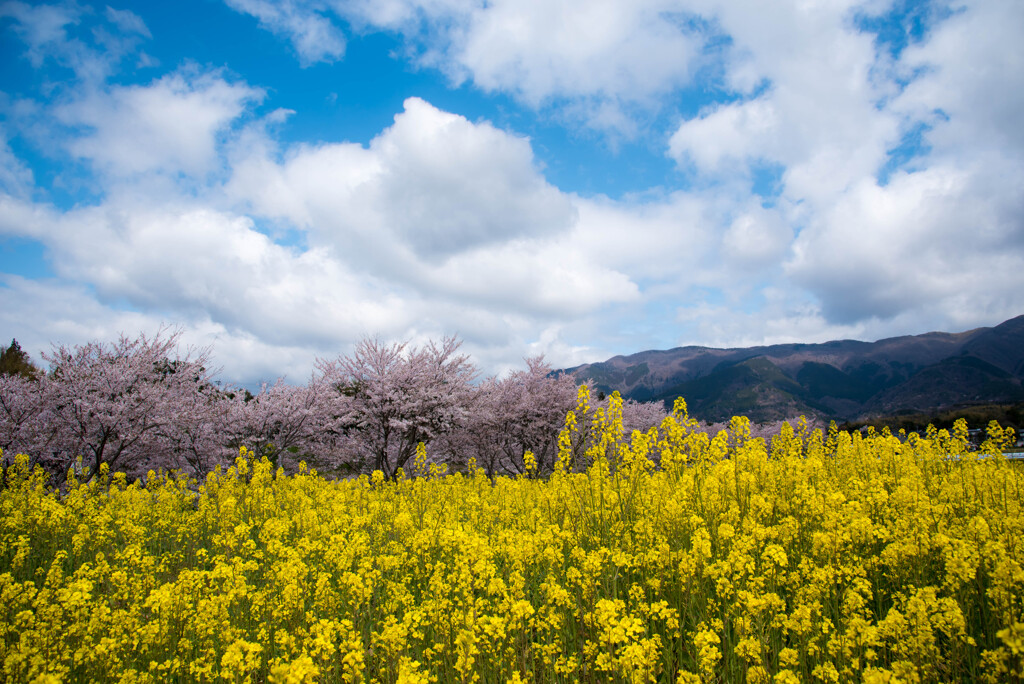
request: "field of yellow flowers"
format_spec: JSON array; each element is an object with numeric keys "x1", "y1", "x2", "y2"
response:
[{"x1": 2, "y1": 389, "x2": 1023, "y2": 683}]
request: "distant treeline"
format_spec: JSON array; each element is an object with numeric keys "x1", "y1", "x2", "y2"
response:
[{"x1": 840, "y1": 402, "x2": 1024, "y2": 441}]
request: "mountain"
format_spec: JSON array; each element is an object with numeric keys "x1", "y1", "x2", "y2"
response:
[{"x1": 564, "y1": 315, "x2": 1024, "y2": 422}]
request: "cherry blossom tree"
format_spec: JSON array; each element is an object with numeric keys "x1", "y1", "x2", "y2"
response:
[
  {"x1": 317, "y1": 335, "x2": 476, "y2": 478},
  {"x1": 620, "y1": 397, "x2": 670, "y2": 435},
  {"x1": 0, "y1": 328, "x2": 678, "y2": 483},
  {"x1": 0, "y1": 373, "x2": 51, "y2": 469},
  {"x1": 443, "y1": 356, "x2": 579, "y2": 477},
  {"x1": 153, "y1": 382, "x2": 236, "y2": 477},
  {"x1": 39, "y1": 329, "x2": 218, "y2": 481},
  {"x1": 225, "y1": 375, "x2": 350, "y2": 474}
]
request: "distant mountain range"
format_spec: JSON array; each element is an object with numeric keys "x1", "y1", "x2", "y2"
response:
[{"x1": 564, "y1": 315, "x2": 1024, "y2": 423}]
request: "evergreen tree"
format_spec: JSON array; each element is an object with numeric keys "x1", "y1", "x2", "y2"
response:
[{"x1": 0, "y1": 339, "x2": 39, "y2": 380}]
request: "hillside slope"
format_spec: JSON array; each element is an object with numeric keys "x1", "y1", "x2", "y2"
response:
[{"x1": 565, "y1": 315, "x2": 1024, "y2": 422}]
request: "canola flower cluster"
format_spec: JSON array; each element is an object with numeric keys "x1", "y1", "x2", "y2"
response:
[{"x1": 1, "y1": 388, "x2": 1023, "y2": 683}]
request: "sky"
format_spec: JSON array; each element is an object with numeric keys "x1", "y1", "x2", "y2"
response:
[{"x1": 1, "y1": 0, "x2": 1022, "y2": 385}]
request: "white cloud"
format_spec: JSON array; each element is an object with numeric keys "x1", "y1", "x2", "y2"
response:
[
  {"x1": 663, "y1": 0, "x2": 1024, "y2": 334},
  {"x1": 0, "y1": 274, "x2": 166, "y2": 360},
  {"x1": 788, "y1": 158, "x2": 1024, "y2": 325},
  {"x1": 0, "y1": 192, "x2": 640, "y2": 382},
  {"x1": 721, "y1": 206, "x2": 792, "y2": 266},
  {"x1": 668, "y1": 1, "x2": 898, "y2": 201},
  {"x1": 571, "y1": 189, "x2": 799, "y2": 304},
  {"x1": 0, "y1": 275, "x2": 330, "y2": 384},
  {"x1": 668, "y1": 97, "x2": 779, "y2": 172},
  {"x1": 104, "y1": 7, "x2": 151, "y2": 38},
  {"x1": 673, "y1": 295, "x2": 851, "y2": 350},
  {"x1": 366, "y1": 98, "x2": 577, "y2": 258},
  {"x1": 0, "y1": 270, "x2": 623, "y2": 385},
  {"x1": 227, "y1": 97, "x2": 626, "y2": 318},
  {"x1": 57, "y1": 69, "x2": 264, "y2": 178},
  {"x1": 0, "y1": 1, "x2": 81, "y2": 69},
  {"x1": 231, "y1": 97, "x2": 576, "y2": 255},
  {"x1": 225, "y1": 0, "x2": 346, "y2": 64},
  {"x1": 1, "y1": 1, "x2": 152, "y2": 83},
  {"x1": 338, "y1": 0, "x2": 706, "y2": 107},
  {"x1": 1, "y1": 78, "x2": 644, "y2": 376},
  {"x1": 0, "y1": 194, "x2": 413, "y2": 347},
  {"x1": 220, "y1": 0, "x2": 709, "y2": 131},
  {"x1": 449, "y1": 0, "x2": 702, "y2": 107},
  {"x1": 418, "y1": 240, "x2": 640, "y2": 316},
  {"x1": 0, "y1": 191, "x2": 58, "y2": 238},
  {"x1": 572, "y1": 192, "x2": 719, "y2": 281},
  {"x1": 894, "y1": 0, "x2": 1024, "y2": 157},
  {"x1": 0, "y1": 130, "x2": 33, "y2": 197},
  {"x1": 774, "y1": 0, "x2": 1024, "y2": 330}
]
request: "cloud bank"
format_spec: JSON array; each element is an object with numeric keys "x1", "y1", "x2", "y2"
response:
[{"x1": 0, "y1": 0, "x2": 1021, "y2": 385}]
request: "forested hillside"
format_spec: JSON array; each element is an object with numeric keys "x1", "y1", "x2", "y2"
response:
[{"x1": 566, "y1": 314, "x2": 1024, "y2": 422}]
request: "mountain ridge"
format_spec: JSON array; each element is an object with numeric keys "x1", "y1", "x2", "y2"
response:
[{"x1": 563, "y1": 316, "x2": 1024, "y2": 422}]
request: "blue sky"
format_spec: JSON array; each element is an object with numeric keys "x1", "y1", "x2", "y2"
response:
[{"x1": 1, "y1": 0, "x2": 1022, "y2": 384}]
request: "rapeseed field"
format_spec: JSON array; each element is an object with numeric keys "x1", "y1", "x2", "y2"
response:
[{"x1": 1, "y1": 390, "x2": 1022, "y2": 683}]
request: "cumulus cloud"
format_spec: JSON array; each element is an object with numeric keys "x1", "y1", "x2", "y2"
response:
[
  {"x1": 0, "y1": 275, "x2": 334, "y2": 384},
  {"x1": 366, "y1": 98, "x2": 577, "y2": 258},
  {"x1": 572, "y1": 192, "x2": 719, "y2": 282},
  {"x1": 788, "y1": 158, "x2": 1024, "y2": 324},
  {"x1": 673, "y1": 294, "x2": 851, "y2": 350},
  {"x1": 218, "y1": 0, "x2": 710, "y2": 131},
  {"x1": 668, "y1": 1, "x2": 897, "y2": 201},
  {"x1": 56, "y1": 69, "x2": 264, "y2": 178},
  {"x1": 231, "y1": 97, "x2": 576, "y2": 255},
  {"x1": 664, "y1": 0, "x2": 1024, "y2": 335},
  {"x1": 226, "y1": 96, "x2": 632, "y2": 319},
  {"x1": 721, "y1": 206, "x2": 792, "y2": 266},
  {"x1": 418, "y1": 240, "x2": 640, "y2": 316},
  {"x1": 0, "y1": 275, "x2": 167, "y2": 357},
  {"x1": 783, "y1": 0, "x2": 1024, "y2": 330},
  {"x1": 349, "y1": 0, "x2": 706, "y2": 106},
  {"x1": 668, "y1": 97, "x2": 780, "y2": 173},
  {"x1": 445, "y1": 0, "x2": 702, "y2": 107},
  {"x1": 0, "y1": 193, "x2": 416, "y2": 346},
  {"x1": 0, "y1": 69, "x2": 643, "y2": 377},
  {"x1": 894, "y1": 0, "x2": 1024, "y2": 157}
]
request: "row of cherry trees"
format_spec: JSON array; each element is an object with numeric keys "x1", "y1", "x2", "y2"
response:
[{"x1": 0, "y1": 330, "x2": 671, "y2": 483}]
